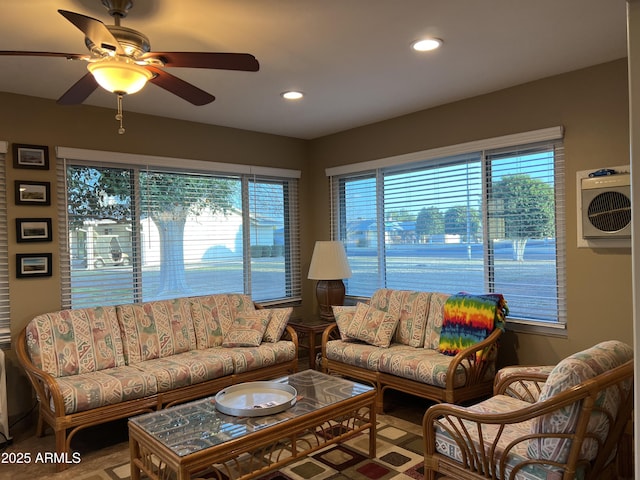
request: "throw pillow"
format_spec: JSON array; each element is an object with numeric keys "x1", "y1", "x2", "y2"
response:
[
  {"x1": 333, "y1": 305, "x2": 357, "y2": 341},
  {"x1": 263, "y1": 307, "x2": 293, "y2": 342},
  {"x1": 344, "y1": 302, "x2": 400, "y2": 348},
  {"x1": 222, "y1": 314, "x2": 270, "y2": 347}
]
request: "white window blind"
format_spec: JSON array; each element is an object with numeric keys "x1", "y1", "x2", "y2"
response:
[
  {"x1": 330, "y1": 131, "x2": 566, "y2": 326},
  {"x1": 247, "y1": 176, "x2": 301, "y2": 302},
  {"x1": 485, "y1": 142, "x2": 566, "y2": 324},
  {"x1": 57, "y1": 150, "x2": 301, "y2": 309},
  {"x1": 0, "y1": 142, "x2": 9, "y2": 348}
]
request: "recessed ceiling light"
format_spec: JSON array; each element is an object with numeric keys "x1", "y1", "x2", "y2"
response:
[
  {"x1": 281, "y1": 91, "x2": 304, "y2": 100},
  {"x1": 411, "y1": 38, "x2": 443, "y2": 52}
]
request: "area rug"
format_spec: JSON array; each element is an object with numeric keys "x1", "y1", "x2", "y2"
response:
[{"x1": 79, "y1": 416, "x2": 425, "y2": 480}]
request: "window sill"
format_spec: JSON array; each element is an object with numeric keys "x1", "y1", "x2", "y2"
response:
[{"x1": 505, "y1": 318, "x2": 567, "y2": 338}]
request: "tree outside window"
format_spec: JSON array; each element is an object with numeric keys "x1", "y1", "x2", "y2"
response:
[{"x1": 64, "y1": 164, "x2": 298, "y2": 308}]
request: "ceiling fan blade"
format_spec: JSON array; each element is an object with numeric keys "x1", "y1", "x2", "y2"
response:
[
  {"x1": 141, "y1": 52, "x2": 259, "y2": 71},
  {"x1": 0, "y1": 51, "x2": 88, "y2": 60},
  {"x1": 58, "y1": 9, "x2": 124, "y2": 55},
  {"x1": 57, "y1": 73, "x2": 99, "y2": 105},
  {"x1": 146, "y1": 66, "x2": 215, "y2": 105}
]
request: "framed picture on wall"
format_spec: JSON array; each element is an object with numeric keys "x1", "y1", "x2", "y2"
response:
[
  {"x1": 16, "y1": 253, "x2": 52, "y2": 278},
  {"x1": 16, "y1": 218, "x2": 52, "y2": 243},
  {"x1": 15, "y1": 180, "x2": 50, "y2": 206},
  {"x1": 13, "y1": 144, "x2": 49, "y2": 170}
]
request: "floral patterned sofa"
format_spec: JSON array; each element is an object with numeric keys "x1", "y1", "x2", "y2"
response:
[
  {"x1": 16, "y1": 293, "x2": 298, "y2": 471},
  {"x1": 320, "y1": 289, "x2": 508, "y2": 413},
  {"x1": 423, "y1": 340, "x2": 634, "y2": 480}
]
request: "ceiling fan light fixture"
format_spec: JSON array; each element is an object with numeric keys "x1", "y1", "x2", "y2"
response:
[
  {"x1": 411, "y1": 37, "x2": 443, "y2": 52},
  {"x1": 87, "y1": 57, "x2": 152, "y2": 95}
]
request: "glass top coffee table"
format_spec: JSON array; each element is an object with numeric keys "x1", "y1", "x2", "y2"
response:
[{"x1": 129, "y1": 369, "x2": 377, "y2": 480}]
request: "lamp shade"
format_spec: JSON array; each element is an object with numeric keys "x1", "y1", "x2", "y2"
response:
[
  {"x1": 87, "y1": 57, "x2": 153, "y2": 95},
  {"x1": 308, "y1": 241, "x2": 352, "y2": 280}
]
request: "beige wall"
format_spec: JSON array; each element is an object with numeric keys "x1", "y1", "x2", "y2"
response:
[
  {"x1": 1, "y1": 57, "x2": 632, "y2": 420},
  {"x1": 307, "y1": 58, "x2": 632, "y2": 366}
]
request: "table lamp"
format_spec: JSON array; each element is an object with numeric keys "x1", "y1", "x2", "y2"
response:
[{"x1": 307, "y1": 241, "x2": 352, "y2": 321}]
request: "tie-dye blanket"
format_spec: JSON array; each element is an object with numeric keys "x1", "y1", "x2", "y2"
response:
[{"x1": 438, "y1": 293, "x2": 509, "y2": 356}]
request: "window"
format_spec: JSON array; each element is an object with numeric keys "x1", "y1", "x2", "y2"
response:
[
  {"x1": 330, "y1": 128, "x2": 566, "y2": 328},
  {"x1": 57, "y1": 148, "x2": 300, "y2": 309},
  {"x1": 0, "y1": 143, "x2": 9, "y2": 348}
]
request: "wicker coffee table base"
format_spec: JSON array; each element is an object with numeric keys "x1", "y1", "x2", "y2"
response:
[{"x1": 129, "y1": 374, "x2": 376, "y2": 480}]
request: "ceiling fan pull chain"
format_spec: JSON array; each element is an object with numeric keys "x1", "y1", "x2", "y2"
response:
[{"x1": 116, "y1": 93, "x2": 125, "y2": 134}]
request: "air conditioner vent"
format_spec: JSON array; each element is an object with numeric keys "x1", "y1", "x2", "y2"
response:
[
  {"x1": 580, "y1": 173, "x2": 631, "y2": 239},
  {"x1": 586, "y1": 190, "x2": 631, "y2": 232}
]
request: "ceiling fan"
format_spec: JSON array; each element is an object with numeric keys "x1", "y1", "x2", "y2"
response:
[{"x1": 0, "y1": 0, "x2": 260, "y2": 133}]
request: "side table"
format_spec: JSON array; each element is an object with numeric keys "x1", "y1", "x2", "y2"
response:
[{"x1": 288, "y1": 318, "x2": 334, "y2": 370}]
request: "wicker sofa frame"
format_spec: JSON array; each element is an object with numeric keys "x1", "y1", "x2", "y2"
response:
[
  {"x1": 15, "y1": 298, "x2": 298, "y2": 472},
  {"x1": 319, "y1": 289, "x2": 507, "y2": 413},
  {"x1": 321, "y1": 324, "x2": 501, "y2": 412}
]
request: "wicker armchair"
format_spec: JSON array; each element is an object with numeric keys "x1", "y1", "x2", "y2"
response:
[{"x1": 423, "y1": 341, "x2": 633, "y2": 480}]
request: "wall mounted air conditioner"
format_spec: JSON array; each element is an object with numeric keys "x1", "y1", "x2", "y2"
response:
[{"x1": 577, "y1": 166, "x2": 631, "y2": 248}]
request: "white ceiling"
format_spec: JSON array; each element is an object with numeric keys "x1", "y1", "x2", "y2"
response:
[{"x1": 0, "y1": 0, "x2": 629, "y2": 139}]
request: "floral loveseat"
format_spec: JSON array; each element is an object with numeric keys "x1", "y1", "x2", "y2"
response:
[
  {"x1": 321, "y1": 289, "x2": 508, "y2": 413},
  {"x1": 16, "y1": 293, "x2": 298, "y2": 471},
  {"x1": 423, "y1": 340, "x2": 634, "y2": 480}
]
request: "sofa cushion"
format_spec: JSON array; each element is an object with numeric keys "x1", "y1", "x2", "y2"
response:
[
  {"x1": 227, "y1": 293, "x2": 256, "y2": 315},
  {"x1": 369, "y1": 289, "x2": 431, "y2": 347},
  {"x1": 324, "y1": 339, "x2": 386, "y2": 371},
  {"x1": 130, "y1": 349, "x2": 235, "y2": 392},
  {"x1": 25, "y1": 306, "x2": 125, "y2": 377},
  {"x1": 394, "y1": 291, "x2": 431, "y2": 347},
  {"x1": 528, "y1": 340, "x2": 633, "y2": 464},
  {"x1": 222, "y1": 313, "x2": 270, "y2": 347},
  {"x1": 190, "y1": 294, "x2": 233, "y2": 349},
  {"x1": 438, "y1": 293, "x2": 508, "y2": 356},
  {"x1": 262, "y1": 307, "x2": 293, "y2": 343},
  {"x1": 54, "y1": 365, "x2": 158, "y2": 414},
  {"x1": 333, "y1": 305, "x2": 357, "y2": 341},
  {"x1": 423, "y1": 292, "x2": 450, "y2": 350},
  {"x1": 379, "y1": 346, "x2": 471, "y2": 388},
  {"x1": 369, "y1": 288, "x2": 406, "y2": 317},
  {"x1": 117, "y1": 298, "x2": 197, "y2": 365},
  {"x1": 225, "y1": 341, "x2": 297, "y2": 374},
  {"x1": 343, "y1": 302, "x2": 400, "y2": 348}
]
